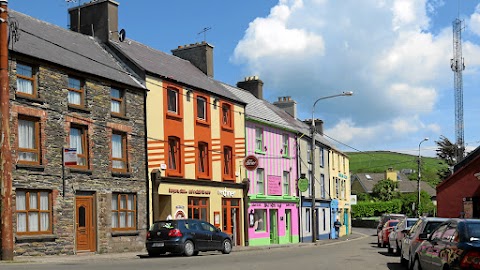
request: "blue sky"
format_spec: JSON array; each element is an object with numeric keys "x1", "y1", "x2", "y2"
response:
[{"x1": 9, "y1": 0, "x2": 480, "y2": 157}]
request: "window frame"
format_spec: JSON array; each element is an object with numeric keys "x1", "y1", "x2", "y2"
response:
[
  {"x1": 16, "y1": 62, "x2": 37, "y2": 98},
  {"x1": 253, "y1": 209, "x2": 267, "y2": 232},
  {"x1": 188, "y1": 197, "x2": 209, "y2": 221},
  {"x1": 167, "y1": 136, "x2": 181, "y2": 175},
  {"x1": 282, "y1": 134, "x2": 289, "y2": 157},
  {"x1": 320, "y1": 147, "x2": 325, "y2": 167},
  {"x1": 111, "y1": 193, "x2": 137, "y2": 231},
  {"x1": 196, "y1": 96, "x2": 207, "y2": 122},
  {"x1": 256, "y1": 168, "x2": 265, "y2": 194},
  {"x1": 111, "y1": 87, "x2": 125, "y2": 116},
  {"x1": 67, "y1": 76, "x2": 85, "y2": 107},
  {"x1": 320, "y1": 174, "x2": 326, "y2": 198},
  {"x1": 198, "y1": 141, "x2": 210, "y2": 178},
  {"x1": 15, "y1": 190, "x2": 52, "y2": 235},
  {"x1": 69, "y1": 124, "x2": 89, "y2": 170},
  {"x1": 221, "y1": 102, "x2": 233, "y2": 129},
  {"x1": 167, "y1": 88, "x2": 179, "y2": 115},
  {"x1": 283, "y1": 171, "x2": 290, "y2": 195},
  {"x1": 255, "y1": 127, "x2": 264, "y2": 153},
  {"x1": 111, "y1": 131, "x2": 128, "y2": 173},
  {"x1": 17, "y1": 115, "x2": 41, "y2": 165},
  {"x1": 223, "y1": 146, "x2": 234, "y2": 180}
]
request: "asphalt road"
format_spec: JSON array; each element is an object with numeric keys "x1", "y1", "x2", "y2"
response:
[{"x1": 0, "y1": 228, "x2": 407, "y2": 270}]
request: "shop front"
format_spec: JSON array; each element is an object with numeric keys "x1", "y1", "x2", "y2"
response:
[
  {"x1": 247, "y1": 200, "x2": 299, "y2": 246},
  {"x1": 153, "y1": 180, "x2": 245, "y2": 246}
]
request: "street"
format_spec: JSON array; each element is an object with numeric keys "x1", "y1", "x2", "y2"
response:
[{"x1": 0, "y1": 228, "x2": 405, "y2": 270}]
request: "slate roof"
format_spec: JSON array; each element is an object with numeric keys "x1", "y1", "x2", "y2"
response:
[
  {"x1": 109, "y1": 40, "x2": 242, "y2": 103},
  {"x1": 10, "y1": 10, "x2": 143, "y2": 89},
  {"x1": 352, "y1": 172, "x2": 436, "y2": 197},
  {"x1": 219, "y1": 82, "x2": 337, "y2": 150}
]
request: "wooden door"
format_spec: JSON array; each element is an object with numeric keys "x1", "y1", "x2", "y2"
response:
[
  {"x1": 76, "y1": 196, "x2": 96, "y2": 252},
  {"x1": 222, "y1": 199, "x2": 241, "y2": 245}
]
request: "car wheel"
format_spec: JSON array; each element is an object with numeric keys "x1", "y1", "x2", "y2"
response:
[
  {"x1": 183, "y1": 240, "x2": 195, "y2": 257},
  {"x1": 221, "y1": 239, "x2": 232, "y2": 254},
  {"x1": 412, "y1": 257, "x2": 422, "y2": 270}
]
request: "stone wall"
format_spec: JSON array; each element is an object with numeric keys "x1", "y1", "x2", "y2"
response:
[{"x1": 7, "y1": 57, "x2": 147, "y2": 257}]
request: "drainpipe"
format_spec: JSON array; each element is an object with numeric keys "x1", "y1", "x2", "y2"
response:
[
  {"x1": 242, "y1": 178, "x2": 249, "y2": 246},
  {"x1": 0, "y1": 0, "x2": 13, "y2": 261}
]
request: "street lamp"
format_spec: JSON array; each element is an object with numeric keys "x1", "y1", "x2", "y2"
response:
[
  {"x1": 310, "y1": 91, "x2": 353, "y2": 242},
  {"x1": 417, "y1": 138, "x2": 429, "y2": 217}
]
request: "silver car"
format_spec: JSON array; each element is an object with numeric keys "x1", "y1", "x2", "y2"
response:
[
  {"x1": 388, "y1": 217, "x2": 418, "y2": 255},
  {"x1": 399, "y1": 217, "x2": 448, "y2": 269}
]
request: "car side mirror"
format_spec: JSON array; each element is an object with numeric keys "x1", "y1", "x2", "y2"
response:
[
  {"x1": 215, "y1": 228, "x2": 221, "y2": 233},
  {"x1": 419, "y1": 233, "x2": 428, "y2": 240}
]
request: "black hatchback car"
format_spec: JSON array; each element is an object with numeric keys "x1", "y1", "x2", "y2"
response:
[
  {"x1": 146, "y1": 219, "x2": 232, "y2": 257},
  {"x1": 412, "y1": 218, "x2": 480, "y2": 270}
]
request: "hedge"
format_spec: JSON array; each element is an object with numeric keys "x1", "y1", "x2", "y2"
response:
[{"x1": 351, "y1": 199, "x2": 402, "y2": 218}]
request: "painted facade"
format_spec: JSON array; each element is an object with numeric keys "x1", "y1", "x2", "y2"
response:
[
  {"x1": 329, "y1": 150, "x2": 351, "y2": 238},
  {"x1": 245, "y1": 122, "x2": 299, "y2": 246}
]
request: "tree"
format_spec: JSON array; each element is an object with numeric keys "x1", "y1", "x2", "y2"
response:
[
  {"x1": 435, "y1": 135, "x2": 457, "y2": 180},
  {"x1": 372, "y1": 179, "x2": 398, "y2": 201}
]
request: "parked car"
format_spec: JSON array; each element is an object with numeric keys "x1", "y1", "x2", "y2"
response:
[
  {"x1": 378, "y1": 219, "x2": 400, "y2": 248},
  {"x1": 388, "y1": 217, "x2": 418, "y2": 255},
  {"x1": 411, "y1": 218, "x2": 480, "y2": 270},
  {"x1": 377, "y1": 213, "x2": 406, "y2": 235},
  {"x1": 146, "y1": 219, "x2": 232, "y2": 257},
  {"x1": 400, "y1": 217, "x2": 448, "y2": 268}
]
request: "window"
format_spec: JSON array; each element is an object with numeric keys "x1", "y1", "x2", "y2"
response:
[
  {"x1": 307, "y1": 142, "x2": 312, "y2": 163},
  {"x1": 16, "y1": 63, "x2": 36, "y2": 96},
  {"x1": 222, "y1": 103, "x2": 232, "y2": 127},
  {"x1": 167, "y1": 88, "x2": 178, "y2": 114},
  {"x1": 112, "y1": 132, "x2": 127, "y2": 172},
  {"x1": 257, "y1": 168, "x2": 265, "y2": 194},
  {"x1": 283, "y1": 171, "x2": 290, "y2": 195},
  {"x1": 282, "y1": 134, "x2": 289, "y2": 156},
  {"x1": 197, "y1": 96, "x2": 207, "y2": 121},
  {"x1": 69, "y1": 125, "x2": 88, "y2": 169},
  {"x1": 253, "y1": 209, "x2": 266, "y2": 232},
  {"x1": 168, "y1": 136, "x2": 181, "y2": 173},
  {"x1": 68, "y1": 77, "x2": 84, "y2": 106},
  {"x1": 198, "y1": 142, "x2": 209, "y2": 176},
  {"x1": 16, "y1": 190, "x2": 51, "y2": 234},
  {"x1": 306, "y1": 208, "x2": 311, "y2": 232},
  {"x1": 430, "y1": 224, "x2": 448, "y2": 240},
  {"x1": 188, "y1": 197, "x2": 209, "y2": 221},
  {"x1": 442, "y1": 225, "x2": 457, "y2": 242},
  {"x1": 320, "y1": 147, "x2": 325, "y2": 167},
  {"x1": 320, "y1": 174, "x2": 326, "y2": 198},
  {"x1": 335, "y1": 178, "x2": 340, "y2": 198},
  {"x1": 111, "y1": 88, "x2": 124, "y2": 115},
  {"x1": 223, "y1": 146, "x2": 233, "y2": 179},
  {"x1": 18, "y1": 116, "x2": 40, "y2": 165},
  {"x1": 255, "y1": 127, "x2": 263, "y2": 152},
  {"x1": 308, "y1": 170, "x2": 313, "y2": 197},
  {"x1": 112, "y1": 193, "x2": 136, "y2": 230},
  {"x1": 343, "y1": 156, "x2": 346, "y2": 173}
]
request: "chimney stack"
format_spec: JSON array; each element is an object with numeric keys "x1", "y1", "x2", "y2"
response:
[
  {"x1": 273, "y1": 96, "x2": 297, "y2": 119},
  {"x1": 303, "y1": 119, "x2": 323, "y2": 134},
  {"x1": 237, "y1": 76, "x2": 264, "y2": 99},
  {"x1": 68, "y1": 0, "x2": 119, "y2": 42},
  {"x1": 385, "y1": 167, "x2": 398, "y2": 182},
  {"x1": 172, "y1": 42, "x2": 214, "y2": 77}
]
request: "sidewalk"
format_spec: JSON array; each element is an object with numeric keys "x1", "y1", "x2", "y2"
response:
[{"x1": 0, "y1": 231, "x2": 367, "y2": 264}]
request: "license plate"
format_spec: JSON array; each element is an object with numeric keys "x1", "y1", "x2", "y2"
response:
[{"x1": 152, "y1": 242, "x2": 164, "y2": 247}]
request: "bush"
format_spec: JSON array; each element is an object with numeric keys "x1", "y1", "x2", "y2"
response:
[{"x1": 352, "y1": 200, "x2": 402, "y2": 218}]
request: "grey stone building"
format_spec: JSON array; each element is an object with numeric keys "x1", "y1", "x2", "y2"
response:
[{"x1": 3, "y1": 9, "x2": 147, "y2": 256}]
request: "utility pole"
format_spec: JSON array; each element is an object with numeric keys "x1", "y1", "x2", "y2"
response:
[
  {"x1": 0, "y1": 0, "x2": 13, "y2": 261},
  {"x1": 417, "y1": 138, "x2": 428, "y2": 217}
]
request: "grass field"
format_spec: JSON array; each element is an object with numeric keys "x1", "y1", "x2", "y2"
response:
[{"x1": 347, "y1": 151, "x2": 448, "y2": 187}]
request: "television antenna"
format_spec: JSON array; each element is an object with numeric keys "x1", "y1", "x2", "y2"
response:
[{"x1": 198, "y1": 27, "x2": 211, "y2": 42}]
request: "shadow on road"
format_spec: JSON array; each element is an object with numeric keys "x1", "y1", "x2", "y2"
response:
[
  {"x1": 387, "y1": 262, "x2": 405, "y2": 270},
  {"x1": 378, "y1": 251, "x2": 399, "y2": 257}
]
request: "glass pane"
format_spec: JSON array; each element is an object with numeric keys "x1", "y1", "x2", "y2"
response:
[
  {"x1": 16, "y1": 191, "x2": 26, "y2": 210},
  {"x1": 120, "y1": 196, "x2": 126, "y2": 209},
  {"x1": 40, "y1": 192, "x2": 49, "y2": 210},
  {"x1": 29, "y1": 192, "x2": 38, "y2": 209},
  {"x1": 112, "y1": 212, "x2": 118, "y2": 228},
  {"x1": 167, "y1": 90, "x2": 177, "y2": 113},
  {"x1": 111, "y1": 100, "x2": 121, "y2": 113},
  {"x1": 40, "y1": 213, "x2": 49, "y2": 231},
  {"x1": 79, "y1": 206, "x2": 86, "y2": 227},
  {"x1": 111, "y1": 88, "x2": 120, "y2": 99},
  {"x1": 29, "y1": 212, "x2": 39, "y2": 231},
  {"x1": 68, "y1": 91, "x2": 81, "y2": 105},
  {"x1": 17, "y1": 64, "x2": 33, "y2": 77},
  {"x1": 127, "y1": 212, "x2": 134, "y2": 227},
  {"x1": 112, "y1": 195, "x2": 118, "y2": 210},
  {"x1": 17, "y1": 213, "x2": 27, "y2": 232},
  {"x1": 68, "y1": 77, "x2": 81, "y2": 89},
  {"x1": 120, "y1": 212, "x2": 126, "y2": 227},
  {"x1": 113, "y1": 160, "x2": 125, "y2": 169},
  {"x1": 201, "y1": 208, "x2": 207, "y2": 221},
  {"x1": 127, "y1": 194, "x2": 134, "y2": 210},
  {"x1": 17, "y1": 78, "x2": 33, "y2": 94},
  {"x1": 112, "y1": 134, "x2": 123, "y2": 159}
]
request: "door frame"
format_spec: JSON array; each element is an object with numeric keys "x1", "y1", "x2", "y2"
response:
[
  {"x1": 222, "y1": 198, "x2": 241, "y2": 245},
  {"x1": 75, "y1": 194, "x2": 96, "y2": 252}
]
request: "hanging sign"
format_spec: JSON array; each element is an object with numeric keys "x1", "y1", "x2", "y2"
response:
[
  {"x1": 297, "y1": 177, "x2": 309, "y2": 192},
  {"x1": 63, "y1": 148, "x2": 77, "y2": 166},
  {"x1": 244, "y1": 155, "x2": 259, "y2": 171}
]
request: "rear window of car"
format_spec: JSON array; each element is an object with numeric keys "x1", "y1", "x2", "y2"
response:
[
  {"x1": 423, "y1": 221, "x2": 442, "y2": 235},
  {"x1": 389, "y1": 221, "x2": 399, "y2": 227},
  {"x1": 407, "y1": 220, "x2": 417, "y2": 227},
  {"x1": 150, "y1": 221, "x2": 179, "y2": 231},
  {"x1": 466, "y1": 223, "x2": 480, "y2": 239}
]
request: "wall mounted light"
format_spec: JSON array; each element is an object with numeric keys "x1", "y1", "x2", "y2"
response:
[
  {"x1": 186, "y1": 89, "x2": 193, "y2": 101},
  {"x1": 213, "y1": 97, "x2": 219, "y2": 108}
]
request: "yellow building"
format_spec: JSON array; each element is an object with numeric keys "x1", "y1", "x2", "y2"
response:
[{"x1": 329, "y1": 149, "x2": 351, "y2": 236}]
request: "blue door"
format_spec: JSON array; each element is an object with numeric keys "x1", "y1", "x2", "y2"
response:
[{"x1": 344, "y1": 210, "x2": 349, "y2": 234}]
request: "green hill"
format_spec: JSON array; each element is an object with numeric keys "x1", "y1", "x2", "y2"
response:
[{"x1": 347, "y1": 151, "x2": 448, "y2": 187}]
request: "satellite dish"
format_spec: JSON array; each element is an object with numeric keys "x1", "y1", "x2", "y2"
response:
[{"x1": 119, "y1": 29, "x2": 126, "y2": 42}]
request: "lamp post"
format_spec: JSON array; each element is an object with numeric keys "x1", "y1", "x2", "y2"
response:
[
  {"x1": 417, "y1": 138, "x2": 429, "y2": 217},
  {"x1": 310, "y1": 91, "x2": 353, "y2": 242}
]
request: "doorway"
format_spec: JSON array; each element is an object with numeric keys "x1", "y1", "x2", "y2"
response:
[
  {"x1": 285, "y1": 209, "x2": 292, "y2": 243},
  {"x1": 76, "y1": 195, "x2": 96, "y2": 252},
  {"x1": 222, "y1": 199, "x2": 241, "y2": 245},
  {"x1": 269, "y1": 209, "x2": 279, "y2": 244}
]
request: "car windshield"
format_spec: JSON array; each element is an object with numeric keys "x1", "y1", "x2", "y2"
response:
[
  {"x1": 466, "y1": 223, "x2": 480, "y2": 240},
  {"x1": 389, "y1": 221, "x2": 399, "y2": 227},
  {"x1": 424, "y1": 221, "x2": 442, "y2": 235},
  {"x1": 407, "y1": 220, "x2": 417, "y2": 227}
]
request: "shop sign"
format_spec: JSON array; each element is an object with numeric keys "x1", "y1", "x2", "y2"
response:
[
  {"x1": 218, "y1": 187, "x2": 236, "y2": 197},
  {"x1": 168, "y1": 188, "x2": 211, "y2": 195},
  {"x1": 244, "y1": 155, "x2": 259, "y2": 171},
  {"x1": 267, "y1": 175, "x2": 282, "y2": 195},
  {"x1": 339, "y1": 173, "x2": 348, "y2": 179},
  {"x1": 297, "y1": 178, "x2": 309, "y2": 192}
]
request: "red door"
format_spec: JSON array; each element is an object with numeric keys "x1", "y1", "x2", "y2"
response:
[
  {"x1": 76, "y1": 196, "x2": 96, "y2": 252},
  {"x1": 222, "y1": 199, "x2": 241, "y2": 245}
]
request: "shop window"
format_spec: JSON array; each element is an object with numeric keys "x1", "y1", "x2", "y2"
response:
[
  {"x1": 254, "y1": 209, "x2": 266, "y2": 232},
  {"x1": 188, "y1": 197, "x2": 209, "y2": 221}
]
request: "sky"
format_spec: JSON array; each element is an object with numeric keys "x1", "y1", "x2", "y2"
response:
[{"x1": 8, "y1": 0, "x2": 480, "y2": 157}]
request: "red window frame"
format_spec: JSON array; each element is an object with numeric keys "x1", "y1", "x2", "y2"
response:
[
  {"x1": 167, "y1": 136, "x2": 181, "y2": 175},
  {"x1": 223, "y1": 146, "x2": 234, "y2": 180}
]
